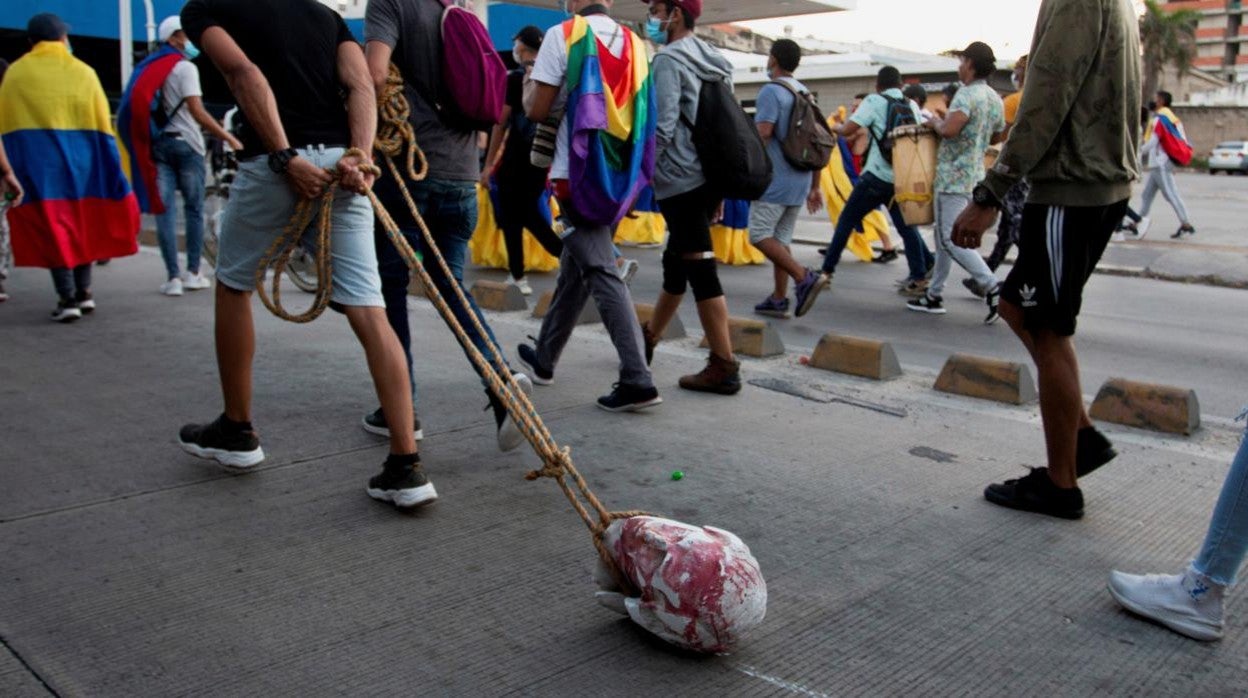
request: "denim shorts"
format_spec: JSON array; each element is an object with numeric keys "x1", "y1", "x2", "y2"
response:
[
  {"x1": 748, "y1": 201, "x2": 801, "y2": 245},
  {"x1": 215, "y1": 145, "x2": 384, "y2": 308}
]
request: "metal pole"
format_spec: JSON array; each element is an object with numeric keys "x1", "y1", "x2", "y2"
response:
[
  {"x1": 119, "y1": 0, "x2": 133, "y2": 85},
  {"x1": 143, "y1": 0, "x2": 157, "y2": 51}
]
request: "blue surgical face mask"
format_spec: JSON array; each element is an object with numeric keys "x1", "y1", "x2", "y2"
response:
[
  {"x1": 184, "y1": 41, "x2": 200, "y2": 60},
  {"x1": 558, "y1": 0, "x2": 572, "y2": 18},
  {"x1": 645, "y1": 16, "x2": 669, "y2": 45}
]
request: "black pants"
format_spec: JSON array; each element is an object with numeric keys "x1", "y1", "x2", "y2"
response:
[
  {"x1": 657, "y1": 185, "x2": 724, "y2": 302},
  {"x1": 495, "y1": 166, "x2": 562, "y2": 279}
]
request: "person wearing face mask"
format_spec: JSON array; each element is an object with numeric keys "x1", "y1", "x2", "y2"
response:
[
  {"x1": 480, "y1": 25, "x2": 563, "y2": 296},
  {"x1": 637, "y1": 0, "x2": 744, "y2": 395},
  {"x1": 149, "y1": 16, "x2": 244, "y2": 297}
]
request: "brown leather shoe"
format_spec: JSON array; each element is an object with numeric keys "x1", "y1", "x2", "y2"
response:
[{"x1": 678, "y1": 353, "x2": 741, "y2": 395}]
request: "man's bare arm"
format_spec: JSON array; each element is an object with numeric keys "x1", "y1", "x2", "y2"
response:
[
  {"x1": 199, "y1": 25, "x2": 331, "y2": 199},
  {"x1": 187, "y1": 96, "x2": 243, "y2": 150},
  {"x1": 337, "y1": 40, "x2": 378, "y2": 194},
  {"x1": 526, "y1": 82, "x2": 559, "y2": 122},
  {"x1": 199, "y1": 26, "x2": 288, "y2": 152},
  {"x1": 364, "y1": 40, "x2": 392, "y2": 99}
]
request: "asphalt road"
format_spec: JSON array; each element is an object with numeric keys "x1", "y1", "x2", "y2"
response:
[{"x1": 465, "y1": 171, "x2": 1248, "y2": 419}]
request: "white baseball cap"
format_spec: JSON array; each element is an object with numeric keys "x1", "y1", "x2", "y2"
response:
[{"x1": 158, "y1": 16, "x2": 182, "y2": 43}]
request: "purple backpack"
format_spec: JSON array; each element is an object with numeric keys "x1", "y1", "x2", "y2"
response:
[{"x1": 438, "y1": 0, "x2": 507, "y2": 130}]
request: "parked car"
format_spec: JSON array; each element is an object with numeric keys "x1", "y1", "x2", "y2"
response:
[{"x1": 1209, "y1": 141, "x2": 1248, "y2": 174}]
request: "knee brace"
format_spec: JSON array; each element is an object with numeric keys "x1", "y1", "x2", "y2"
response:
[{"x1": 684, "y1": 256, "x2": 723, "y2": 302}]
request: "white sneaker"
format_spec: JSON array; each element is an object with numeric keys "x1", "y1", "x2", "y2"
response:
[
  {"x1": 160, "y1": 278, "x2": 184, "y2": 297},
  {"x1": 1135, "y1": 216, "x2": 1151, "y2": 239},
  {"x1": 617, "y1": 258, "x2": 640, "y2": 285},
  {"x1": 1107, "y1": 567, "x2": 1224, "y2": 641},
  {"x1": 1111, "y1": 232, "x2": 1127, "y2": 243},
  {"x1": 183, "y1": 271, "x2": 212, "y2": 291},
  {"x1": 508, "y1": 276, "x2": 533, "y2": 296}
]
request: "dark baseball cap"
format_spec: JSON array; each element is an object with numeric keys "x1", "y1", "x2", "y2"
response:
[
  {"x1": 28, "y1": 13, "x2": 70, "y2": 42},
  {"x1": 955, "y1": 41, "x2": 996, "y2": 68},
  {"x1": 641, "y1": 0, "x2": 702, "y2": 21},
  {"x1": 514, "y1": 25, "x2": 544, "y2": 51}
]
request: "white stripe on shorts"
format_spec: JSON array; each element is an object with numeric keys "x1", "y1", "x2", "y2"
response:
[{"x1": 1046, "y1": 206, "x2": 1065, "y2": 304}]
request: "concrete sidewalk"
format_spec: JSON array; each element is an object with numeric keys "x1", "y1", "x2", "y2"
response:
[{"x1": 1, "y1": 252, "x2": 1245, "y2": 695}]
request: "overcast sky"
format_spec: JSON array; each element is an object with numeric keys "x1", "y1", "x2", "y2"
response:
[{"x1": 740, "y1": 0, "x2": 1090, "y2": 61}]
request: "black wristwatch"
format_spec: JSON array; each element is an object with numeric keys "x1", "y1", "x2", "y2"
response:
[
  {"x1": 268, "y1": 148, "x2": 298, "y2": 174},
  {"x1": 972, "y1": 184, "x2": 1001, "y2": 209}
]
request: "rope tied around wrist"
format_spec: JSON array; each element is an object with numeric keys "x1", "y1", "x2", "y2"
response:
[{"x1": 252, "y1": 66, "x2": 647, "y2": 596}]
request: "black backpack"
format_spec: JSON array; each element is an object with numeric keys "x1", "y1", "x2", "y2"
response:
[
  {"x1": 771, "y1": 80, "x2": 835, "y2": 172},
  {"x1": 868, "y1": 94, "x2": 918, "y2": 167},
  {"x1": 682, "y1": 75, "x2": 773, "y2": 201}
]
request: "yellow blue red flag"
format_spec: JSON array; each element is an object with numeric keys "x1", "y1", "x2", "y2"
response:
[{"x1": 0, "y1": 41, "x2": 139, "y2": 268}]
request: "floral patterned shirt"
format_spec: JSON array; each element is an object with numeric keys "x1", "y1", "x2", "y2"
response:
[{"x1": 936, "y1": 80, "x2": 1005, "y2": 194}]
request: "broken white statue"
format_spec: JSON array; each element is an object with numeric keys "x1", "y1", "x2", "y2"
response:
[{"x1": 595, "y1": 516, "x2": 767, "y2": 654}]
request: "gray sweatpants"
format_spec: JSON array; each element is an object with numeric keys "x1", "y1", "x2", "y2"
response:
[
  {"x1": 535, "y1": 222, "x2": 654, "y2": 389},
  {"x1": 1138, "y1": 166, "x2": 1191, "y2": 225}
]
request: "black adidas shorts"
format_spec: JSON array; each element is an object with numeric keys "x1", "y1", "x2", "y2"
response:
[{"x1": 1001, "y1": 200, "x2": 1128, "y2": 337}]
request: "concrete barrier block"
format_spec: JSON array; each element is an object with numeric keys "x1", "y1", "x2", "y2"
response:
[
  {"x1": 808, "y1": 332, "x2": 902, "y2": 381},
  {"x1": 532, "y1": 290, "x2": 601, "y2": 325},
  {"x1": 934, "y1": 354, "x2": 1037, "y2": 405},
  {"x1": 634, "y1": 303, "x2": 686, "y2": 340},
  {"x1": 408, "y1": 275, "x2": 431, "y2": 299},
  {"x1": 699, "y1": 317, "x2": 785, "y2": 358},
  {"x1": 1090, "y1": 378, "x2": 1200, "y2": 436},
  {"x1": 470, "y1": 280, "x2": 528, "y2": 312}
]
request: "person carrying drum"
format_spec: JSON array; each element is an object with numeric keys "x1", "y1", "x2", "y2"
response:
[
  {"x1": 905, "y1": 42, "x2": 1004, "y2": 324},
  {"x1": 797, "y1": 66, "x2": 933, "y2": 316}
]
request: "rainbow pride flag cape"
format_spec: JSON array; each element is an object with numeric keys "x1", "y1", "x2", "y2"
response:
[
  {"x1": 117, "y1": 45, "x2": 185, "y2": 214},
  {"x1": 0, "y1": 41, "x2": 139, "y2": 268},
  {"x1": 562, "y1": 15, "x2": 656, "y2": 227}
]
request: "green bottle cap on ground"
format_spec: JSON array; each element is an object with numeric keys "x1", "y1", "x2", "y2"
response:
[{"x1": 671, "y1": 470, "x2": 684, "y2": 481}]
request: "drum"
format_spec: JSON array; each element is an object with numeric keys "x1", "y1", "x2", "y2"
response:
[{"x1": 889, "y1": 124, "x2": 938, "y2": 226}]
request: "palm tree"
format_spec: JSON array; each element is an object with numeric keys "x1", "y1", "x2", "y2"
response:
[{"x1": 1140, "y1": 0, "x2": 1201, "y2": 102}]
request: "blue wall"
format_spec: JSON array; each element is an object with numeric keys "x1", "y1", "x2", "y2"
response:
[
  {"x1": 5, "y1": 1, "x2": 562, "y2": 44},
  {"x1": 2, "y1": 0, "x2": 190, "y2": 40},
  {"x1": 488, "y1": 4, "x2": 564, "y2": 49}
]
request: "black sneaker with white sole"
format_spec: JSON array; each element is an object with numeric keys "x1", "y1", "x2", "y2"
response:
[
  {"x1": 984, "y1": 467, "x2": 1084, "y2": 520},
  {"x1": 75, "y1": 291, "x2": 96, "y2": 314},
  {"x1": 488, "y1": 372, "x2": 534, "y2": 453},
  {"x1": 984, "y1": 289, "x2": 1001, "y2": 325},
  {"x1": 367, "y1": 457, "x2": 437, "y2": 509},
  {"x1": 517, "y1": 340, "x2": 554, "y2": 385},
  {"x1": 906, "y1": 294, "x2": 946, "y2": 314},
  {"x1": 597, "y1": 383, "x2": 663, "y2": 412},
  {"x1": 362, "y1": 408, "x2": 424, "y2": 441},
  {"x1": 179, "y1": 415, "x2": 265, "y2": 469},
  {"x1": 51, "y1": 299, "x2": 82, "y2": 323}
]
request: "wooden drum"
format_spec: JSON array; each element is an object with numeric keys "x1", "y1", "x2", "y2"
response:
[{"x1": 889, "y1": 124, "x2": 937, "y2": 226}]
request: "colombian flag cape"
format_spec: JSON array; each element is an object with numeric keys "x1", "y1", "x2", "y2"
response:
[
  {"x1": 614, "y1": 185, "x2": 665, "y2": 246},
  {"x1": 1149, "y1": 107, "x2": 1193, "y2": 167},
  {"x1": 563, "y1": 16, "x2": 656, "y2": 227},
  {"x1": 822, "y1": 131, "x2": 890, "y2": 263},
  {"x1": 0, "y1": 42, "x2": 139, "y2": 268},
  {"x1": 117, "y1": 45, "x2": 185, "y2": 214}
]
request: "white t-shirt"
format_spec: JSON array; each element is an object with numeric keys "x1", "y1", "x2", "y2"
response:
[
  {"x1": 161, "y1": 60, "x2": 205, "y2": 156},
  {"x1": 530, "y1": 14, "x2": 627, "y2": 180}
]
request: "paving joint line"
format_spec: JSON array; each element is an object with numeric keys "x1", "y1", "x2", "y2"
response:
[{"x1": 0, "y1": 633, "x2": 59, "y2": 698}]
